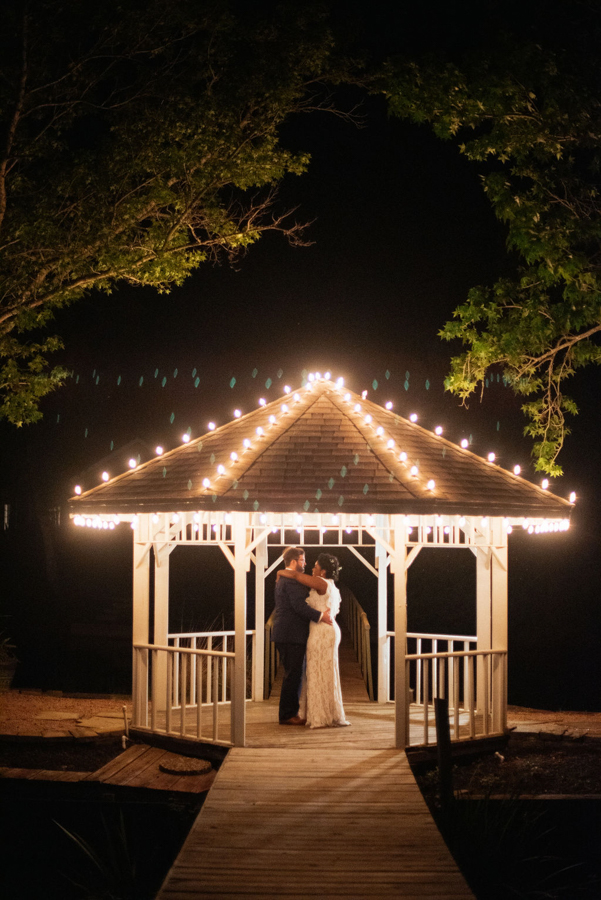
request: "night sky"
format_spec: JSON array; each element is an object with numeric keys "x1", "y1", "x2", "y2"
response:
[{"x1": 1, "y1": 0, "x2": 600, "y2": 709}]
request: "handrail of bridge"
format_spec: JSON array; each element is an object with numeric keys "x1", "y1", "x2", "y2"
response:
[{"x1": 339, "y1": 591, "x2": 374, "y2": 701}]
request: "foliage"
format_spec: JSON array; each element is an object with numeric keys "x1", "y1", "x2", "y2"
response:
[
  {"x1": 0, "y1": 0, "x2": 345, "y2": 424},
  {"x1": 384, "y1": 16, "x2": 601, "y2": 474}
]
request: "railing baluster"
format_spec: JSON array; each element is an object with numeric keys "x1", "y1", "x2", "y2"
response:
[
  {"x1": 196, "y1": 653, "x2": 203, "y2": 739},
  {"x1": 166, "y1": 653, "x2": 173, "y2": 734},
  {"x1": 222, "y1": 635, "x2": 227, "y2": 703},
  {"x1": 467, "y1": 656, "x2": 475, "y2": 739},
  {"x1": 180, "y1": 651, "x2": 187, "y2": 737},
  {"x1": 207, "y1": 636, "x2": 213, "y2": 704},
  {"x1": 212, "y1": 656, "x2": 219, "y2": 741},
  {"x1": 150, "y1": 648, "x2": 157, "y2": 733},
  {"x1": 423, "y1": 659, "x2": 429, "y2": 746},
  {"x1": 453, "y1": 656, "x2": 460, "y2": 739}
]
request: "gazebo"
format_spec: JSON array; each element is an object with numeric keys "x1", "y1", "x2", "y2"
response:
[{"x1": 69, "y1": 375, "x2": 572, "y2": 749}]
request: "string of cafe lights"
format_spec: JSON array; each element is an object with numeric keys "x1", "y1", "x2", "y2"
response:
[{"x1": 72, "y1": 371, "x2": 575, "y2": 535}]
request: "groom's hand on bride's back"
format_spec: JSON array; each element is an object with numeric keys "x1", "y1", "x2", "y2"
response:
[{"x1": 321, "y1": 610, "x2": 333, "y2": 626}]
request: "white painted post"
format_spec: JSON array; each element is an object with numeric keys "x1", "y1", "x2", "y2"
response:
[
  {"x1": 376, "y1": 515, "x2": 390, "y2": 703},
  {"x1": 254, "y1": 531, "x2": 267, "y2": 701},
  {"x1": 132, "y1": 515, "x2": 150, "y2": 727},
  {"x1": 232, "y1": 512, "x2": 247, "y2": 746},
  {"x1": 491, "y1": 519, "x2": 508, "y2": 732},
  {"x1": 391, "y1": 515, "x2": 408, "y2": 748},
  {"x1": 153, "y1": 542, "x2": 170, "y2": 714},
  {"x1": 476, "y1": 543, "x2": 492, "y2": 720}
]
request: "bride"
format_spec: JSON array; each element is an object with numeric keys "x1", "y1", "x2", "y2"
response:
[{"x1": 277, "y1": 553, "x2": 350, "y2": 728}]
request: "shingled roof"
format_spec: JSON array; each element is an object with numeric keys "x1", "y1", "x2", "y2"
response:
[{"x1": 69, "y1": 379, "x2": 573, "y2": 519}]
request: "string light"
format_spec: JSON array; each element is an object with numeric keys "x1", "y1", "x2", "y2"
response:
[
  {"x1": 217, "y1": 464, "x2": 225, "y2": 475},
  {"x1": 230, "y1": 451, "x2": 238, "y2": 461},
  {"x1": 337, "y1": 378, "x2": 344, "y2": 387},
  {"x1": 376, "y1": 426, "x2": 384, "y2": 436},
  {"x1": 171, "y1": 514, "x2": 179, "y2": 524},
  {"x1": 256, "y1": 426, "x2": 264, "y2": 436},
  {"x1": 513, "y1": 464, "x2": 521, "y2": 475},
  {"x1": 202, "y1": 478, "x2": 210, "y2": 488},
  {"x1": 128, "y1": 458, "x2": 137, "y2": 469},
  {"x1": 427, "y1": 479, "x2": 435, "y2": 490},
  {"x1": 234, "y1": 409, "x2": 242, "y2": 418},
  {"x1": 343, "y1": 392, "x2": 351, "y2": 401},
  {"x1": 487, "y1": 452, "x2": 495, "y2": 463},
  {"x1": 284, "y1": 385, "x2": 291, "y2": 393},
  {"x1": 259, "y1": 398, "x2": 267, "y2": 406},
  {"x1": 308, "y1": 373, "x2": 314, "y2": 382},
  {"x1": 354, "y1": 404, "x2": 361, "y2": 412},
  {"x1": 435, "y1": 426, "x2": 443, "y2": 435},
  {"x1": 385, "y1": 401, "x2": 393, "y2": 410},
  {"x1": 243, "y1": 438, "x2": 251, "y2": 449},
  {"x1": 101, "y1": 471, "x2": 109, "y2": 482},
  {"x1": 458, "y1": 516, "x2": 466, "y2": 527},
  {"x1": 364, "y1": 414, "x2": 372, "y2": 424},
  {"x1": 409, "y1": 413, "x2": 418, "y2": 422},
  {"x1": 410, "y1": 465, "x2": 419, "y2": 476},
  {"x1": 74, "y1": 485, "x2": 82, "y2": 495},
  {"x1": 541, "y1": 479, "x2": 549, "y2": 490},
  {"x1": 182, "y1": 433, "x2": 190, "y2": 443},
  {"x1": 569, "y1": 491, "x2": 576, "y2": 503},
  {"x1": 399, "y1": 451, "x2": 407, "y2": 462},
  {"x1": 481, "y1": 517, "x2": 488, "y2": 527},
  {"x1": 293, "y1": 393, "x2": 300, "y2": 401},
  {"x1": 155, "y1": 446, "x2": 163, "y2": 455},
  {"x1": 362, "y1": 391, "x2": 367, "y2": 399},
  {"x1": 461, "y1": 439, "x2": 469, "y2": 449},
  {"x1": 387, "y1": 439, "x2": 395, "y2": 449},
  {"x1": 281, "y1": 404, "x2": 289, "y2": 413},
  {"x1": 268, "y1": 415, "x2": 276, "y2": 424},
  {"x1": 324, "y1": 371, "x2": 331, "y2": 380},
  {"x1": 208, "y1": 422, "x2": 216, "y2": 431}
]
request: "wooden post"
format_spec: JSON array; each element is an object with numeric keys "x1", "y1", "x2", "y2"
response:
[
  {"x1": 476, "y1": 544, "x2": 492, "y2": 719},
  {"x1": 132, "y1": 515, "x2": 150, "y2": 727},
  {"x1": 391, "y1": 515, "x2": 408, "y2": 749},
  {"x1": 434, "y1": 697, "x2": 453, "y2": 808},
  {"x1": 491, "y1": 519, "x2": 508, "y2": 732},
  {"x1": 153, "y1": 542, "x2": 170, "y2": 714},
  {"x1": 254, "y1": 531, "x2": 267, "y2": 701},
  {"x1": 232, "y1": 512, "x2": 247, "y2": 747},
  {"x1": 376, "y1": 515, "x2": 390, "y2": 703}
]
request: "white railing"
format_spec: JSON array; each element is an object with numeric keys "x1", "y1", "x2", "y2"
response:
[
  {"x1": 132, "y1": 629, "x2": 255, "y2": 748},
  {"x1": 339, "y1": 592, "x2": 374, "y2": 700},
  {"x1": 386, "y1": 631, "x2": 507, "y2": 747}
]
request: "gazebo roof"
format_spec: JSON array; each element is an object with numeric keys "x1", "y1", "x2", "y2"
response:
[{"x1": 69, "y1": 379, "x2": 572, "y2": 519}]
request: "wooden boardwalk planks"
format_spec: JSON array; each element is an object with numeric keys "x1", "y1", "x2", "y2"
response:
[
  {"x1": 84, "y1": 744, "x2": 216, "y2": 793},
  {"x1": 157, "y1": 747, "x2": 474, "y2": 899}
]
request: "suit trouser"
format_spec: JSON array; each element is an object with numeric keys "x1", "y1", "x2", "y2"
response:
[{"x1": 275, "y1": 641, "x2": 306, "y2": 721}]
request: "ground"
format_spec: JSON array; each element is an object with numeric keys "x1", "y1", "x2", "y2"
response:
[{"x1": 1, "y1": 691, "x2": 601, "y2": 793}]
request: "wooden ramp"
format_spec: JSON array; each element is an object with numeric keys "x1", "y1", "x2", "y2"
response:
[
  {"x1": 157, "y1": 746, "x2": 474, "y2": 899},
  {"x1": 83, "y1": 743, "x2": 216, "y2": 793}
]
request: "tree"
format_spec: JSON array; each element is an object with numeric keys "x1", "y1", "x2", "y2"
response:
[
  {"x1": 384, "y1": 16, "x2": 601, "y2": 475},
  {"x1": 0, "y1": 0, "x2": 344, "y2": 424}
]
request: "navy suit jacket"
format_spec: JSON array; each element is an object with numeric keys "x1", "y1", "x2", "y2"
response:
[{"x1": 271, "y1": 575, "x2": 321, "y2": 645}]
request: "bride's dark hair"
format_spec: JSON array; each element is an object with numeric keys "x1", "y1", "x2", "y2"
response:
[{"x1": 316, "y1": 553, "x2": 341, "y2": 581}]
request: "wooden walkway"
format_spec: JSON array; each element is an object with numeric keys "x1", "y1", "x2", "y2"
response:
[{"x1": 157, "y1": 747, "x2": 474, "y2": 899}]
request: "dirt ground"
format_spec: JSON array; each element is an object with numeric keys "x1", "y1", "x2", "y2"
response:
[{"x1": 2, "y1": 691, "x2": 601, "y2": 793}]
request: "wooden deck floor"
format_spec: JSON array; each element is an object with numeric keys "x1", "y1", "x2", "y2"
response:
[{"x1": 156, "y1": 746, "x2": 474, "y2": 899}]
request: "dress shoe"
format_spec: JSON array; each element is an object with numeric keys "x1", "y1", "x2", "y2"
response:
[{"x1": 279, "y1": 716, "x2": 306, "y2": 726}]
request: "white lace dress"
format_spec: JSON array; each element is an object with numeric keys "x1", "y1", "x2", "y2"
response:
[{"x1": 299, "y1": 580, "x2": 350, "y2": 728}]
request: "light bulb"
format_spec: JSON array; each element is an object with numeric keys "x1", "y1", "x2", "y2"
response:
[
  {"x1": 337, "y1": 378, "x2": 344, "y2": 387},
  {"x1": 376, "y1": 426, "x2": 384, "y2": 436},
  {"x1": 243, "y1": 438, "x2": 251, "y2": 448},
  {"x1": 234, "y1": 409, "x2": 242, "y2": 418},
  {"x1": 308, "y1": 373, "x2": 314, "y2": 382},
  {"x1": 293, "y1": 393, "x2": 300, "y2": 402},
  {"x1": 507, "y1": 525, "x2": 513, "y2": 534},
  {"x1": 362, "y1": 390, "x2": 367, "y2": 399},
  {"x1": 409, "y1": 413, "x2": 418, "y2": 423},
  {"x1": 268, "y1": 415, "x2": 276, "y2": 424},
  {"x1": 172, "y1": 514, "x2": 179, "y2": 524},
  {"x1": 128, "y1": 458, "x2": 137, "y2": 469},
  {"x1": 385, "y1": 401, "x2": 393, "y2": 410},
  {"x1": 481, "y1": 517, "x2": 488, "y2": 527},
  {"x1": 458, "y1": 516, "x2": 466, "y2": 527},
  {"x1": 260, "y1": 514, "x2": 266, "y2": 524},
  {"x1": 284, "y1": 385, "x2": 291, "y2": 393},
  {"x1": 182, "y1": 433, "x2": 190, "y2": 443},
  {"x1": 256, "y1": 426, "x2": 264, "y2": 436},
  {"x1": 202, "y1": 478, "x2": 210, "y2": 488},
  {"x1": 281, "y1": 404, "x2": 289, "y2": 413},
  {"x1": 354, "y1": 404, "x2": 361, "y2": 412},
  {"x1": 217, "y1": 464, "x2": 225, "y2": 475},
  {"x1": 410, "y1": 465, "x2": 418, "y2": 477},
  {"x1": 461, "y1": 439, "x2": 469, "y2": 449},
  {"x1": 427, "y1": 479, "x2": 435, "y2": 490},
  {"x1": 435, "y1": 426, "x2": 443, "y2": 435},
  {"x1": 487, "y1": 452, "x2": 495, "y2": 462},
  {"x1": 399, "y1": 451, "x2": 407, "y2": 462},
  {"x1": 324, "y1": 371, "x2": 330, "y2": 380},
  {"x1": 343, "y1": 392, "x2": 351, "y2": 401},
  {"x1": 208, "y1": 422, "x2": 216, "y2": 431},
  {"x1": 513, "y1": 464, "x2": 521, "y2": 475},
  {"x1": 541, "y1": 479, "x2": 549, "y2": 490},
  {"x1": 102, "y1": 471, "x2": 109, "y2": 482},
  {"x1": 569, "y1": 491, "x2": 576, "y2": 503},
  {"x1": 230, "y1": 451, "x2": 238, "y2": 461},
  {"x1": 74, "y1": 485, "x2": 82, "y2": 495},
  {"x1": 259, "y1": 398, "x2": 266, "y2": 406},
  {"x1": 364, "y1": 414, "x2": 372, "y2": 424},
  {"x1": 387, "y1": 439, "x2": 395, "y2": 449},
  {"x1": 155, "y1": 445, "x2": 163, "y2": 455}
]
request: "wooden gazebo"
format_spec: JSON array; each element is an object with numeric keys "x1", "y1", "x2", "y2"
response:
[{"x1": 69, "y1": 375, "x2": 572, "y2": 749}]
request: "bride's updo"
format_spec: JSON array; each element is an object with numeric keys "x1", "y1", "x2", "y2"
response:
[{"x1": 316, "y1": 553, "x2": 341, "y2": 581}]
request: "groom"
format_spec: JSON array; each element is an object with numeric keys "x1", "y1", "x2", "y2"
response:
[{"x1": 272, "y1": 546, "x2": 332, "y2": 725}]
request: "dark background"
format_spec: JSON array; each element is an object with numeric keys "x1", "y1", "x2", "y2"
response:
[{"x1": 1, "y1": 1, "x2": 599, "y2": 710}]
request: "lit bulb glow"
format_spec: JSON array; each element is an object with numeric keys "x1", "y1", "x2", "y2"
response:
[
  {"x1": 487, "y1": 452, "x2": 495, "y2": 462},
  {"x1": 387, "y1": 439, "x2": 395, "y2": 449},
  {"x1": 410, "y1": 413, "x2": 418, "y2": 423},
  {"x1": 427, "y1": 479, "x2": 435, "y2": 490},
  {"x1": 435, "y1": 426, "x2": 443, "y2": 435},
  {"x1": 410, "y1": 465, "x2": 419, "y2": 477},
  {"x1": 281, "y1": 404, "x2": 289, "y2": 412},
  {"x1": 364, "y1": 414, "x2": 372, "y2": 424},
  {"x1": 337, "y1": 378, "x2": 344, "y2": 387},
  {"x1": 259, "y1": 398, "x2": 267, "y2": 406},
  {"x1": 217, "y1": 464, "x2": 225, "y2": 475},
  {"x1": 324, "y1": 371, "x2": 331, "y2": 380},
  {"x1": 569, "y1": 491, "x2": 576, "y2": 503},
  {"x1": 293, "y1": 393, "x2": 301, "y2": 402},
  {"x1": 284, "y1": 385, "x2": 291, "y2": 393},
  {"x1": 541, "y1": 479, "x2": 549, "y2": 490},
  {"x1": 513, "y1": 464, "x2": 521, "y2": 475},
  {"x1": 74, "y1": 485, "x2": 82, "y2": 495},
  {"x1": 256, "y1": 426, "x2": 264, "y2": 436},
  {"x1": 458, "y1": 516, "x2": 466, "y2": 527},
  {"x1": 343, "y1": 392, "x2": 350, "y2": 401},
  {"x1": 230, "y1": 451, "x2": 238, "y2": 461},
  {"x1": 362, "y1": 391, "x2": 368, "y2": 400},
  {"x1": 182, "y1": 433, "x2": 190, "y2": 443},
  {"x1": 399, "y1": 451, "x2": 407, "y2": 462},
  {"x1": 102, "y1": 471, "x2": 109, "y2": 482},
  {"x1": 308, "y1": 373, "x2": 314, "y2": 382},
  {"x1": 234, "y1": 409, "x2": 241, "y2": 418},
  {"x1": 268, "y1": 415, "x2": 276, "y2": 424},
  {"x1": 171, "y1": 514, "x2": 179, "y2": 524},
  {"x1": 202, "y1": 478, "x2": 210, "y2": 488},
  {"x1": 461, "y1": 439, "x2": 469, "y2": 449},
  {"x1": 354, "y1": 404, "x2": 361, "y2": 412},
  {"x1": 128, "y1": 458, "x2": 137, "y2": 469},
  {"x1": 243, "y1": 438, "x2": 251, "y2": 448},
  {"x1": 481, "y1": 517, "x2": 488, "y2": 527},
  {"x1": 208, "y1": 422, "x2": 216, "y2": 431},
  {"x1": 155, "y1": 446, "x2": 163, "y2": 455},
  {"x1": 385, "y1": 401, "x2": 393, "y2": 410},
  {"x1": 376, "y1": 426, "x2": 384, "y2": 436}
]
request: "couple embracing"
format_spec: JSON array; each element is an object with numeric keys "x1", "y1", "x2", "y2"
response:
[{"x1": 272, "y1": 546, "x2": 350, "y2": 729}]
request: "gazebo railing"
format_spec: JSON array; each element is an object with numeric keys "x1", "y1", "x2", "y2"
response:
[
  {"x1": 386, "y1": 631, "x2": 507, "y2": 747},
  {"x1": 339, "y1": 591, "x2": 374, "y2": 700},
  {"x1": 264, "y1": 611, "x2": 278, "y2": 699},
  {"x1": 132, "y1": 629, "x2": 254, "y2": 748}
]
